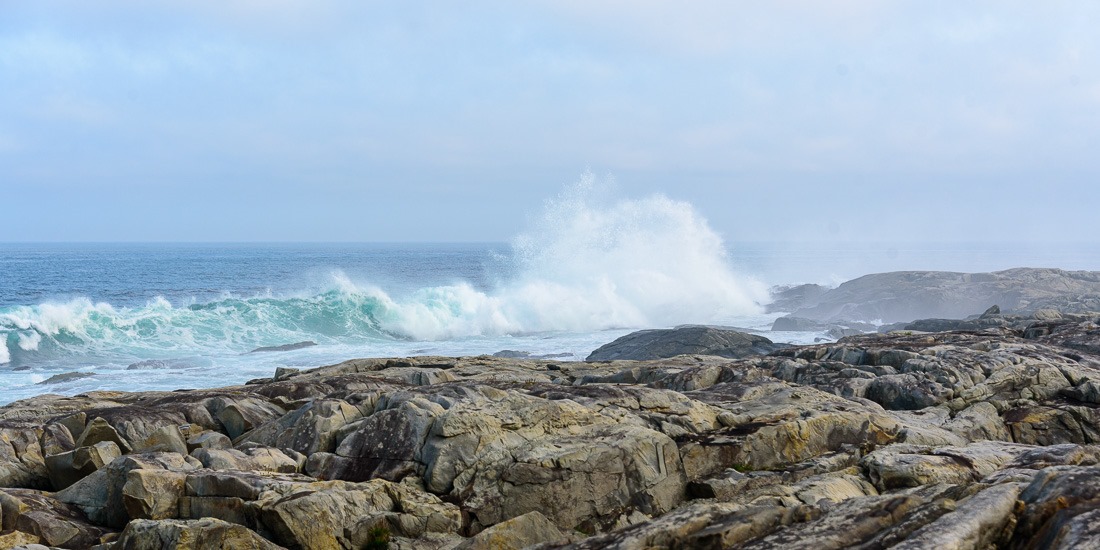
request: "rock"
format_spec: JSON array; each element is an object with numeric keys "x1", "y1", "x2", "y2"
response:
[
  {"x1": 75, "y1": 418, "x2": 132, "y2": 454},
  {"x1": 204, "y1": 397, "x2": 286, "y2": 440},
  {"x1": 587, "y1": 325, "x2": 782, "y2": 361},
  {"x1": 0, "y1": 530, "x2": 41, "y2": 547},
  {"x1": 185, "y1": 431, "x2": 231, "y2": 453},
  {"x1": 236, "y1": 399, "x2": 364, "y2": 456},
  {"x1": 122, "y1": 468, "x2": 188, "y2": 521},
  {"x1": 980, "y1": 305, "x2": 1001, "y2": 318},
  {"x1": 113, "y1": 517, "x2": 284, "y2": 549},
  {"x1": 1013, "y1": 465, "x2": 1100, "y2": 545},
  {"x1": 56, "y1": 453, "x2": 198, "y2": 528},
  {"x1": 191, "y1": 447, "x2": 299, "y2": 474},
  {"x1": 1041, "y1": 508, "x2": 1100, "y2": 550},
  {"x1": 0, "y1": 425, "x2": 50, "y2": 489},
  {"x1": 767, "y1": 284, "x2": 829, "y2": 314},
  {"x1": 892, "y1": 482, "x2": 1022, "y2": 549},
  {"x1": 455, "y1": 511, "x2": 567, "y2": 549},
  {"x1": 492, "y1": 350, "x2": 530, "y2": 358},
  {"x1": 256, "y1": 479, "x2": 462, "y2": 549},
  {"x1": 132, "y1": 425, "x2": 188, "y2": 455},
  {"x1": 0, "y1": 488, "x2": 109, "y2": 548},
  {"x1": 249, "y1": 341, "x2": 317, "y2": 353},
  {"x1": 12, "y1": 320, "x2": 1100, "y2": 548},
  {"x1": 44, "y1": 441, "x2": 123, "y2": 490},
  {"x1": 178, "y1": 470, "x2": 310, "y2": 530},
  {"x1": 36, "y1": 372, "x2": 95, "y2": 385},
  {"x1": 271, "y1": 367, "x2": 299, "y2": 381},
  {"x1": 739, "y1": 494, "x2": 923, "y2": 548},
  {"x1": 787, "y1": 268, "x2": 1100, "y2": 323}
]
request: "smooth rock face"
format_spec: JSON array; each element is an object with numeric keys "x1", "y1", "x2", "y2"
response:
[
  {"x1": 7, "y1": 318, "x2": 1100, "y2": 548},
  {"x1": 586, "y1": 325, "x2": 782, "y2": 361}
]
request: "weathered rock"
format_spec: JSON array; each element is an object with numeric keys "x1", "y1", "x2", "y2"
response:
[
  {"x1": 587, "y1": 326, "x2": 782, "y2": 361},
  {"x1": 861, "y1": 442, "x2": 1033, "y2": 491},
  {"x1": 184, "y1": 431, "x2": 231, "y2": 453},
  {"x1": 787, "y1": 268, "x2": 1100, "y2": 323},
  {"x1": 56, "y1": 453, "x2": 198, "y2": 528},
  {"x1": 37, "y1": 372, "x2": 95, "y2": 385},
  {"x1": 740, "y1": 494, "x2": 923, "y2": 549},
  {"x1": 178, "y1": 470, "x2": 311, "y2": 530},
  {"x1": 236, "y1": 399, "x2": 364, "y2": 456},
  {"x1": 74, "y1": 418, "x2": 132, "y2": 454},
  {"x1": 203, "y1": 397, "x2": 286, "y2": 440},
  {"x1": 0, "y1": 529, "x2": 41, "y2": 547},
  {"x1": 249, "y1": 341, "x2": 316, "y2": 354},
  {"x1": 256, "y1": 479, "x2": 462, "y2": 549},
  {"x1": 44, "y1": 441, "x2": 123, "y2": 490},
  {"x1": 191, "y1": 447, "x2": 299, "y2": 474},
  {"x1": 1041, "y1": 507, "x2": 1100, "y2": 550},
  {"x1": 455, "y1": 511, "x2": 567, "y2": 549},
  {"x1": 122, "y1": 468, "x2": 188, "y2": 521},
  {"x1": 10, "y1": 319, "x2": 1100, "y2": 548},
  {"x1": 892, "y1": 482, "x2": 1022, "y2": 550},
  {"x1": 0, "y1": 488, "x2": 109, "y2": 549},
  {"x1": 0, "y1": 425, "x2": 49, "y2": 489},
  {"x1": 113, "y1": 517, "x2": 284, "y2": 550}
]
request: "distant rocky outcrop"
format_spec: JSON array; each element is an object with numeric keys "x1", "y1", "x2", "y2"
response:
[
  {"x1": 585, "y1": 325, "x2": 783, "y2": 361},
  {"x1": 37, "y1": 372, "x2": 95, "y2": 385},
  {"x1": 248, "y1": 341, "x2": 317, "y2": 353},
  {"x1": 771, "y1": 268, "x2": 1100, "y2": 324},
  {"x1": 4, "y1": 312, "x2": 1100, "y2": 548}
]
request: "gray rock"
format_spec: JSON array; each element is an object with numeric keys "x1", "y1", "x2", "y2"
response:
[
  {"x1": 587, "y1": 325, "x2": 782, "y2": 361},
  {"x1": 249, "y1": 341, "x2": 316, "y2": 353},
  {"x1": 788, "y1": 268, "x2": 1100, "y2": 323},
  {"x1": 455, "y1": 511, "x2": 567, "y2": 549},
  {"x1": 36, "y1": 372, "x2": 95, "y2": 385},
  {"x1": 114, "y1": 517, "x2": 285, "y2": 549},
  {"x1": 767, "y1": 284, "x2": 829, "y2": 314}
]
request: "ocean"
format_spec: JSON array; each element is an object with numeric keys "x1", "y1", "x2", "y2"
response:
[{"x1": 4, "y1": 192, "x2": 1100, "y2": 405}]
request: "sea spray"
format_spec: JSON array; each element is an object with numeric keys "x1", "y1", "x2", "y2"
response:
[{"x1": 0, "y1": 175, "x2": 766, "y2": 364}]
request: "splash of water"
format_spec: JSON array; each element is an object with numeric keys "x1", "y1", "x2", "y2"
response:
[{"x1": 0, "y1": 175, "x2": 765, "y2": 364}]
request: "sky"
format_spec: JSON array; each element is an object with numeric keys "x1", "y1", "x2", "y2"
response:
[{"x1": 1, "y1": 1, "x2": 1098, "y2": 243}]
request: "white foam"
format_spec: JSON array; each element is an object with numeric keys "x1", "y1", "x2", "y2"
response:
[
  {"x1": 357, "y1": 173, "x2": 768, "y2": 339},
  {"x1": 0, "y1": 175, "x2": 768, "y2": 359},
  {"x1": 17, "y1": 331, "x2": 41, "y2": 351},
  {"x1": 0, "y1": 339, "x2": 9, "y2": 364}
]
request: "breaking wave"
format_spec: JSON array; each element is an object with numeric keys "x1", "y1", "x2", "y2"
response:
[{"x1": 0, "y1": 174, "x2": 766, "y2": 365}]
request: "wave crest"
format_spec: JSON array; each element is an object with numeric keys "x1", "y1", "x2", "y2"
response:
[{"x1": 0, "y1": 175, "x2": 765, "y2": 365}]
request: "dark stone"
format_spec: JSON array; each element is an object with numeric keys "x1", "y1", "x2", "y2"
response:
[
  {"x1": 492, "y1": 350, "x2": 531, "y2": 358},
  {"x1": 248, "y1": 341, "x2": 317, "y2": 353},
  {"x1": 586, "y1": 326, "x2": 783, "y2": 362},
  {"x1": 37, "y1": 372, "x2": 95, "y2": 385}
]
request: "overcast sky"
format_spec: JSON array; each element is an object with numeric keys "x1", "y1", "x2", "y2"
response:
[{"x1": 2, "y1": 1, "x2": 1098, "y2": 242}]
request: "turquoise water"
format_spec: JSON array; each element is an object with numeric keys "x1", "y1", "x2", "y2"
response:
[{"x1": 4, "y1": 214, "x2": 1100, "y2": 404}]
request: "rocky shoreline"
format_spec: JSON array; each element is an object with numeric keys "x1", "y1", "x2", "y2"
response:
[{"x1": 3, "y1": 311, "x2": 1100, "y2": 548}]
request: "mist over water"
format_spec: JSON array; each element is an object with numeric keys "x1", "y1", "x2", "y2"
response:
[{"x1": 0, "y1": 177, "x2": 766, "y2": 372}]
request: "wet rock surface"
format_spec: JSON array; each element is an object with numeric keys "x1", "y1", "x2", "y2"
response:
[{"x1": 4, "y1": 317, "x2": 1100, "y2": 548}]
